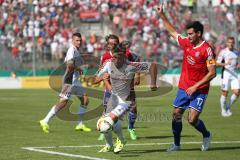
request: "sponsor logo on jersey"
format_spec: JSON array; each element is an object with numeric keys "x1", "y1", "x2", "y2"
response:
[
  {"x1": 187, "y1": 55, "x2": 195, "y2": 65},
  {"x1": 195, "y1": 51, "x2": 200, "y2": 57}
]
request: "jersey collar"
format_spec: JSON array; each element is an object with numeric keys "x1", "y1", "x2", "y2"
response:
[{"x1": 193, "y1": 41, "x2": 205, "y2": 49}]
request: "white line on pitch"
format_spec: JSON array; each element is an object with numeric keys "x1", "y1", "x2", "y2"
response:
[
  {"x1": 23, "y1": 140, "x2": 240, "y2": 149},
  {"x1": 21, "y1": 147, "x2": 109, "y2": 160}
]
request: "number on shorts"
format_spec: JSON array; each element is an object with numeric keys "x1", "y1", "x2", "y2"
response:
[{"x1": 196, "y1": 98, "x2": 203, "y2": 106}]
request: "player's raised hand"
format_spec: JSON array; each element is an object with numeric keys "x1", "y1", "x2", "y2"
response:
[{"x1": 156, "y1": 4, "x2": 165, "y2": 18}]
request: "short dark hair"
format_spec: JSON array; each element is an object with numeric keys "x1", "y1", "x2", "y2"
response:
[
  {"x1": 72, "y1": 32, "x2": 82, "y2": 38},
  {"x1": 112, "y1": 43, "x2": 126, "y2": 54},
  {"x1": 186, "y1": 21, "x2": 204, "y2": 37},
  {"x1": 105, "y1": 34, "x2": 119, "y2": 44},
  {"x1": 227, "y1": 36, "x2": 235, "y2": 41}
]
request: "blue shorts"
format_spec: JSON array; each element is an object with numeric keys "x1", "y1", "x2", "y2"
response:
[{"x1": 173, "y1": 89, "x2": 207, "y2": 112}]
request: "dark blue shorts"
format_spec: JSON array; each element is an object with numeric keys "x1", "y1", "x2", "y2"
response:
[{"x1": 173, "y1": 89, "x2": 207, "y2": 112}]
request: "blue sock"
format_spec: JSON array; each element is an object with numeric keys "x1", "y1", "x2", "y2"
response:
[
  {"x1": 172, "y1": 119, "x2": 182, "y2": 146},
  {"x1": 194, "y1": 119, "x2": 210, "y2": 138},
  {"x1": 128, "y1": 112, "x2": 136, "y2": 129}
]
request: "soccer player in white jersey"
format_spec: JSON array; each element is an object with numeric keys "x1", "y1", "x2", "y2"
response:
[
  {"x1": 216, "y1": 37, "x2": 240, "y2": 117},
  {"x1": 95, "y1": 43, "x2": 157, "y2": 153},
  {"x1": 39, "y1": 33, "x2": 91, "y2": 133}
]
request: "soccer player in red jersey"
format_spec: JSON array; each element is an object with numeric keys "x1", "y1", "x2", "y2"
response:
[{"x1": 157, "y1": 4, "x2": 216, "y2": 151}]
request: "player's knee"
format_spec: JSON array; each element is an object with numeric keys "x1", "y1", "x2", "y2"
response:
[
  {"x1": 172, "y1": 113, "x2": 182, "y2": 122},
  {"x1": 188, "y1": 118, "x2": 198, "y2": 126}
]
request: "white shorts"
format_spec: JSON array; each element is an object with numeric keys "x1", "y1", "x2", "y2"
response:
[
  {"x1": 59, "y1": 84, "x2": 86, "y2": 100},
  {"x1": 105, "y1": 94, "x2": 130, "y2": 114},
  {"x1": 221, "y1": 77, "x2": 240, "y2": 91}
]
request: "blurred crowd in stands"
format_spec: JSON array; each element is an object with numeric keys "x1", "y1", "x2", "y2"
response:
[{"x1": 0, "y1": 0, "x2": 239, "y2": 69}]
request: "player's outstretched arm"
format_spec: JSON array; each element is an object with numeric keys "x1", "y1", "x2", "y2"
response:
[
  {"x1": 93, "y1": 72, "x2": 112, "y2": 92},
  {"x1": 156, "y1": 4, "x2": 178, "y2": 40},
  {"x1": 93, "y1": 76, "x2": 103, "y2": 84}
]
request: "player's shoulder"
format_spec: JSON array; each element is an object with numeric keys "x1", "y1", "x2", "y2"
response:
[
  {"x1": 233, "y1": 49, "x2": 240, "y2": 55},
  {"x1": 220, "y1": 47, "x2": 228, "y2": 52},
  {"x1": 102, "y1": 51, "x2": 112, "y2": 57},
  {"x1": 201, "y1": 41, "x2": 212, "y2": 48},
  {"x1": 67, "y1": 45, "x2": 75, "y2": 52},
  {"x1": 101, "y1": 51, "x2": 112, "y2": 60},
  {"x1": 66, "y1": 45, "x2": 78, "y2": 56},
  {"x1": 201, "y1": 41, "x2": 214, "y2": 53},
  {"x1": 101, "y1": 59, "x2": 113, "y2": 68}
]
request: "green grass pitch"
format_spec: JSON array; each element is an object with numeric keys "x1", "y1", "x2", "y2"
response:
[{"x1": 0, "y1": 87, "x2": 240, "y2": 160}]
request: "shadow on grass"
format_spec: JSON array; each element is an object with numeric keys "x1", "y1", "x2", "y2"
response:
[
  {"x1": 118, "y1": 146, "x2": 240, "y2": 157},
  {"x1": 138, "y1": 135, "x2": 194, "y2": 140},
  {"x1": 122, "y1": 126, "x2": 148, "y2": 130},
  {"x1": 181, "y1": 146, "x2": 240, "y2": 152}
]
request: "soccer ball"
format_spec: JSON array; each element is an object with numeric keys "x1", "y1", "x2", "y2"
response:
[{"x1": 96, "y1": 116, "x2": 114, "y2": 133}]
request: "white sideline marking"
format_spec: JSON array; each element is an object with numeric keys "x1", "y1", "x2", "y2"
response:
[
  {"x1": 24, "y1": 141, "x2": 240, "y2": 149},
  {"x1": 22, "y1": 141, "x2": 240, "y2": 159},
  {"x1": 22, "y1": 147, "x2": 109, "y2": 160}
]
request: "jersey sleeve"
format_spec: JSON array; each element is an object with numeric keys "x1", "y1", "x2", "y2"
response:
[
  {"x1": 205, "y1": 46, "x2": 216, "y2": 66},
  {"x1": 97, "y1": 62, "x2": 110, "y2": 77},
  {"x1": 64, "y1": 47, "x2": 74, "y2": 64},
  {"x1": 216, "y1": 50, "x2": 224, "y2": 63},
  {"x1": 176, "y1": 34, "x2": 189, "y2": 49}
]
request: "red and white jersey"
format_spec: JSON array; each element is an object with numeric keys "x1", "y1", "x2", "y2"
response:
[
  {"x1": 100, "y1": 49, "x2": 140, "y2": 67},
  {"x1": 100, "y1": 51, "x2": 114, "y2": 67},
  {"x1": 176, "y1": 34, "x2": 216, "y2": 94}
]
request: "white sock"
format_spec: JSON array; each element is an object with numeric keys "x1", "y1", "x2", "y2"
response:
[
  {"x1": 77, "y1": 105, "x2": 86, "y2": 126},
  {"x1": 220, "y1": 95, "x2": 227, "y2": 112},
  {"x1": 43, "y1": 105, "x2": 56, "y2": 124},
  {"x1": 227, "y1": 94, "x2": 238, "y2": 109},
  {"x1": 104, "y1": 132, "x2": 113, "y2": 147},
  {"x1": 230, "y1": 94, "x2": 238, "y2": 106},
  {"x1": 113, "y1": 120, "x2": 125, "y2": 143}
]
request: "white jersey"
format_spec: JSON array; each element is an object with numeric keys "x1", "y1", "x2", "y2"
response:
[
  {"x1": 217, "y1": 48, "x2": 239, "y2": 78},
  {"x1": 64, "y1": 44, "x2": 83, "y2": 86},
  {"x1": 98, "y1": 61, "x2": 151, "y2": 100}
]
